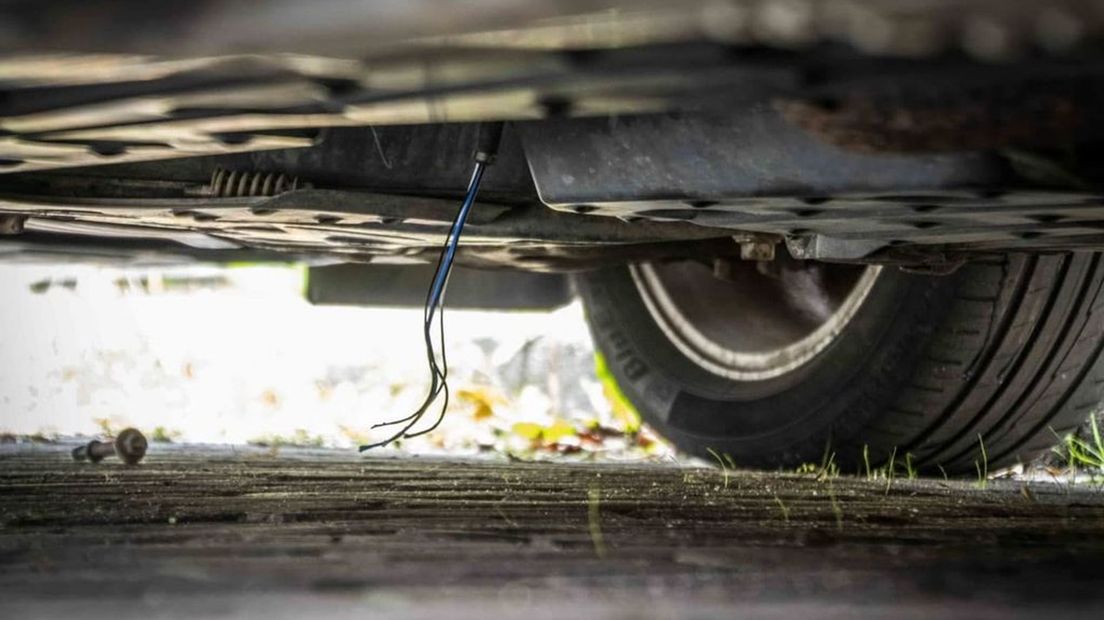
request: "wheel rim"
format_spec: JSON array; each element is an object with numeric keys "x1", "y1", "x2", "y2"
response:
[{"x1": 630, "y1": 259, "x2": 881, "y2": 381}]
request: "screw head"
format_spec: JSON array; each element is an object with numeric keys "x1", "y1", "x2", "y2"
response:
[{"x1": 113, "y1": 428, "x2": 148, "y2": 465}]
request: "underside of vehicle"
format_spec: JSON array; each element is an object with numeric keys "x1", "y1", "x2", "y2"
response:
[{"x1": 4, "y1": 0, "x2": 1104, "y2": 473}]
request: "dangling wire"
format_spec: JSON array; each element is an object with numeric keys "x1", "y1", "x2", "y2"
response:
[{"x1": 360, "y1": 124, "x2": 502, "y2": 451}]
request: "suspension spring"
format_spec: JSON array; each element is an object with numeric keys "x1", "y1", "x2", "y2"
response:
[{"x1": 207, "y1": 168, "x2": 306, "y2": 197}]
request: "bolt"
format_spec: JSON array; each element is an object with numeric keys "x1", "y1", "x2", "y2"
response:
[
  {"x1": 71, "y1": 428, "x2": 148, "y2": 465},
  {"x1": 71, "y1": 439, "x2": 112, "y2": 463},
  {"x1": 740, "y1": 240, "x2": 776, "y2": 261}
]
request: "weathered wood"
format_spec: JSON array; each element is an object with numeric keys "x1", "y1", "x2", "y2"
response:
[{"x1": 2, "y1": 443, "x2": 1104, "y2": 619}]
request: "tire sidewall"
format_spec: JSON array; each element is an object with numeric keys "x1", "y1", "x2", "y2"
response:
[{"x1": 578, "y1": 264, "x2": 954, "y2": 466}]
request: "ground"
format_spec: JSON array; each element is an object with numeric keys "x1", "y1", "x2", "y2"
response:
[{"x1": 3, "y1": 443, "x2": 1104, "y2": 619}]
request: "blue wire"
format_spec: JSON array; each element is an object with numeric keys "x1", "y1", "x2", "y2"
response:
[
  {"x1": 425, "y1": 161, "x2": 486, "y2": 324},
  {"x1": 359, "y1": 160, "x2": 487, "y2": 450}
]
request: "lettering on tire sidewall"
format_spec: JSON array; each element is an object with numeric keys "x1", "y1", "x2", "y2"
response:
[{"x1": 594, "y1": 309, "x2": 679, "y2": 422}]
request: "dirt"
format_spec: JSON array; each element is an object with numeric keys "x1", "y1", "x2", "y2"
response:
[{"x1": 2, "y1": 443, "x2": 1104, "y2": 619}]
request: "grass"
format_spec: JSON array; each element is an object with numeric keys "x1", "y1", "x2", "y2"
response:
[
  {"x1": 857, "y1": 445, "x2": 912, "y2": 486},
  {"x1": 706, "y1": 447, "x2": 730, "y2": 490},
  {"x1": 723, "y1": 452, "x2": 736, "y2": 471},
  {"x1": 1055, "y1": 416, "x2": 1104, "y2": 472},
  {"x1": 149, "y1": 426, "x2": 180, "y2": 443},
  {"x1": 773, "y1": 494, "x2": 790, "y2": 523},
  {"x1": 587, "y1": 482, "x2": 607, "y2": 558},
  {"x1": 795, "y1": 445, "x2": 913, "y2": 490},
  {"x1": 495, "y1": 504, "x2": 519, "y2": 528},
  {"x1": 247, "y1": 429, "x2": 326, "y2": 449},
  {"x1": 827, "y1": 484, "x2": 844, "y2": 531},
  {"x1": 754, "y1": 435, "x2": 1029, "y2": 489},
  {"x1": 904, "y1": 452, "x2": 918, "y2": 480},
  {"x1": 974, "y1": 434, "x2": 989, "y2": 489},
  {"x1": 818, "y1": 451, "x2": 840, "y2": 481},
  {"x1": 884, "y1": 447, "x2": 896, "y2": 495},
  {"x1": 791, "y1": 441, "x2": 992, "y2": 489},
  {"x1": 796, "y1": 448, "x2": 840, "y2": 482}
]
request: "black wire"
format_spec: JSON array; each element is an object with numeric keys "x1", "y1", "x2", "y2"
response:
[
  {"x1": 366, "y1": 242, "x2": 450, "y2": 434},
  {"x1": 359, "y1": 159, "x2": 488, "y2": 451}
]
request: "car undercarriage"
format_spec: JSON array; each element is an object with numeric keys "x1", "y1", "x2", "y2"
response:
[
  {"x1": 4, "y1": 0, "x2": 1104, "y2": 473},
  {"x1": 5, "y1": 0, "x2": 1104, "y2": 271}
]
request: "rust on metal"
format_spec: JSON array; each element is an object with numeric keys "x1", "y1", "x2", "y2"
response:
[{"x1": 777, "y1": 88, "x2": 1090, "y2": 153}]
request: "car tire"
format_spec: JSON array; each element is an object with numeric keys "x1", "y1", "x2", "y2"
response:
[{"x1": 576, "y1": 253, "x2": 1104, "y2": 473}]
